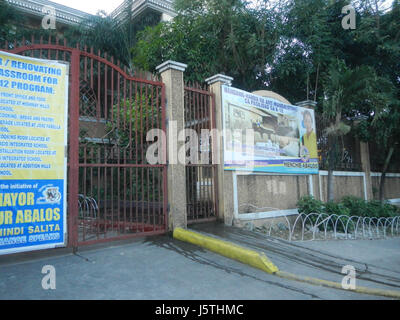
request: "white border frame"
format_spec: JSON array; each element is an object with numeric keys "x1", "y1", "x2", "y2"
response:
[
  {"x1": 232, "y1": 170, "x2": 375, "y2": 221},
  {"x1": 371, "y1": 172, "x2": 400, "y2": 177},
  {"x1": 318, "y1": 170, "x2": 367, "y2": 202},
  {"x1": 232, "y1": 171, "x2": 308, "y2": 220}
]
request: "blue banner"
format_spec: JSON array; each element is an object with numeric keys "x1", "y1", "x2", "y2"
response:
[{"x1": 0, "y1": 179, "x2": 66, "y2": 253}]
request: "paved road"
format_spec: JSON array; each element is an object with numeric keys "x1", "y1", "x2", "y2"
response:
[{"x1": 0, "y1": 223, "x2": 399, "y2": 300}]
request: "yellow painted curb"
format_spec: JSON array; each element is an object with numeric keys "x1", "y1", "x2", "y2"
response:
[
  {"x1": 173, "y1": 227, "x2": 400, "y2": 299},
  {"x1": 276, "y1": 271, "x2": 400, "y2": 299},
  {"x1": 173, "y1": 228, "x2": 279, "y2": 274}
]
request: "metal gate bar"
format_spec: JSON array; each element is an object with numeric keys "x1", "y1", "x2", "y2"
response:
[{"x1": 184, "y1": 83, "x2": 218, "y2": 223}]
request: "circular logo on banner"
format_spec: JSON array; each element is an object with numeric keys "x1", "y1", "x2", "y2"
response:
[
  {"x1": 37, "y1": 185, "x2": 62, "y2": 204},
  {"x1": 44, "y1": 187, "x2": 61, "y2": 203}
]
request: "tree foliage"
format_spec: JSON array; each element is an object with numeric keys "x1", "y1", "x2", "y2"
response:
[
  {"x1": 0, "y1": 0, "x2": 64, "y2": 45},
  {"x1": 2, "y1": 0, "x2": 400, "y2": 202},
  {"x1": 0, "y1": 0, "x2": 21, "y2": 42},
  {"x1": 69, "y1": 0, "x2": 161, "y2": 71},
  {"x1": 264, "y1": 0, "x2": 400, "y2": 201},
  {"x1": 133, "y1": 0, "x2": 282, "y2": 90}
]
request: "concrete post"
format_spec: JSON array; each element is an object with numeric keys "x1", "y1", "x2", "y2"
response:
[
  {"x1": 360, "y1": 141, "x2": 373, "y2": 200},
  {"x1": 205, "y1": 74, "x2": 234, "y2": 225},
  {"x1": 156, "y1": 60, "x2": 188, "y2": 230}
]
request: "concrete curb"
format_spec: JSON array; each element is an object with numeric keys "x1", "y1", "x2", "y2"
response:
[
  {"x1": 173, "y1": 228, "x2": 279, "y2": 274},
  {"x1": 173, "y1": 227, "x2": 400, "y2": 299},
  {"x1": 276, "y1": 271, "x2": 400, "y2": 299}
]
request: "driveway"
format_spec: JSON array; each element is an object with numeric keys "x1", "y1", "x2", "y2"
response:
[{"x1": 1, "y1": 225, "x2": 398, "y2": 300}]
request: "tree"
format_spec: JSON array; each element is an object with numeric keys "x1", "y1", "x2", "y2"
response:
[
  {"x1": 354, "y1": 89, "x2": 400, "y2": 203},
  {"x1": 133, "y1": 0, "x2": 282, "y2": 90},
  {"x1": 0, "y1": 0, "x2": 77, "y2": 49},
  {"x1": 266, "y1": 0, "x2": 354, "y2": 103},
  {"x1": 321, "y1": 59, "x2": 394, "y2": 201},
  {"x1": 267, "y1": 0, "x2": 399, "y2": 202},
  {"x1": 369, "y1": 109, "x2": 400, "y2": 202},
  {"x1": 0, "y1": 0, "x2": 20, "y2": 42},
  {"x1": 69, "y1": 0, "x2": 161, "y2": 72},
  {"x1": 345, "y1": 0, "x2": 400, "y2": 202}
]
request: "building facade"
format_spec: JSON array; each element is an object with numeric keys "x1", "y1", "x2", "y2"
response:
[{"x1": 5, "y1": 0, "x2": 176, "y2": 30}]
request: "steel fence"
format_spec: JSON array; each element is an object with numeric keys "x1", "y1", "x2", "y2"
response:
[
  {"x1": 184, "y1": 82, "x2": 218, "y2": 223},
  {"x1": 3, "y1": 35, "x2": 168, "y2": 247}
]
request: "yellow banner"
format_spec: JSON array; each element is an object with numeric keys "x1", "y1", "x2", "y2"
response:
[
  {"x1": 0, "y1": 51, "x2": 69, "y2": 255},
  {"x1": 0, "y1": 51, "x2": 68, "y2": 180}
]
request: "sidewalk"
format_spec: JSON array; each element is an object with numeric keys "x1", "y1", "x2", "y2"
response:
[{"x1": 190, "y1": 223, "x2": 400, "y2": 294}]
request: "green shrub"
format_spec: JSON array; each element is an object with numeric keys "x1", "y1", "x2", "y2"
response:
[
  {"x1": 341, "y1": 196, "x2": 368, "y2": 217},
  {"x1": 297, "y1": 195, "x2": 399, "y2": 219},
  {"x1": 297, "y1": 195, "x2": 324, "y2": 215},
  {"x1": 365, "y1": 200, "x2": 398, "y2": 218},
  {"x1": 324, "y1": 201, "x2": 351, "y2": 216}
]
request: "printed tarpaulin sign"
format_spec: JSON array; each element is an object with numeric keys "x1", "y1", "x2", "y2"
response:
[
  {"x1": 0, "y1": 51, "x2": 68, "y2": 255},
  {"x1": 222, "y1": 85, "x2": 319, "y2": 174}
]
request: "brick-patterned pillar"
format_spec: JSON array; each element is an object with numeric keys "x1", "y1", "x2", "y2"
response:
[
  {"x1": 205, "y1": 74, "x2": 234, "y2": 224},
  {"x1": 156, "y1": 61, "x2": 188, "y2": 230}
]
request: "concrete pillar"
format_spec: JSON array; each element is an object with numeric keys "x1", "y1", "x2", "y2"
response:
[
  {"x1": 295, "y1": 100, "x2": 317, "y2": 110},
  {"x1": 205, "y1": 74, "x2": 234, "y2": 225},
  {"x1": 360, "y1": 141, "x2": 373, "y2": 200},
  {"x1": 156, "y1": 60, "x2": 188, "y2": 230}
]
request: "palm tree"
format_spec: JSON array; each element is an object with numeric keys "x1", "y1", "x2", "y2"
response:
[{"x1": 73, "y1": 0, "x2": 161, "y2": 73}]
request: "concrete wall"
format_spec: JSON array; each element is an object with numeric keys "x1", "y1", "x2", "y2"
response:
[
  {"x1": 236, "y1": 174, "x2": 309, "y2": 213},
  {"x1": 317, "y1": 174, "x2": 365, "y2": 202},
  {"x1": 371, "y1": 174, "x2": 400, "y2": 200},
  {"x1": 224, "y1": 170, "x2": 400, "y2": 228}
]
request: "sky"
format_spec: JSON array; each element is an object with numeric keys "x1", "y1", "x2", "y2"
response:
[{"x1": 50, "y1": 0, "x2": 124, "y2": 14}]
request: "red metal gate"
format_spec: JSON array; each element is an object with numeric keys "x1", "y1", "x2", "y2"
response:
[
  {"x1": 184, "y1": 82, "x2": 218, "y2": 223},
  {"x1": 3, "y1": 36, "x2": 168, "y2": 247}
]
